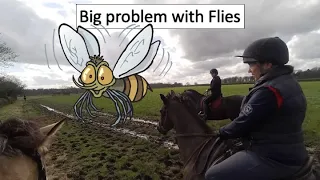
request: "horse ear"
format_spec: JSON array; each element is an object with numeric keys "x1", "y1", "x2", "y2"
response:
[
  {"x1": 160, "y1": 94, "x2": 168, "y2": 104},
  {"x1": 170, "y1": 90, "x2": 176, "y2": 96},
  {"x1": 38, "y1": 119, "x2": 66, "y2": 155}
]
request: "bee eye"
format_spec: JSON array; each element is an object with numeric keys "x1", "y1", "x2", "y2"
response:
[
  {"x1": 81, "y1": 65, "x2": 96, "y2": 84},
  {"x1": 98, "y1": 65, "x2": 113, "y2": 85}
]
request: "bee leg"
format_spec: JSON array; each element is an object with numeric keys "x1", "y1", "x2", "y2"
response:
[
  {"x1": 121, "y1": 92, "x2": 134, "y2": 121},
  {"x1": 112, "y1": 90, "x2": 133, "y2": 122},
  {"x1": 118, "y1": 93, "x2": 131, "y2": 123},
  {"x1": 125, "y1": 96, "x2": 133, "y2": 120},
  {"x1": 88, "y1": 93, "x2": 99, "y2": 112},
  {"x1": 118, "y1": 92, "x2": 133, "y2": 120},
  {"x1": 78, "y1": 91, "x2": 88, "y2": 119},
  {"x1": 118, "y1": 91, "x2": 132, "y2": 114},
  {"x1": 74, "y1": 91, "x2": 88, "y2": 121},
  {"x1": 110, "y1": 90, "x2": 127, "y2": 123},
  {"x1": 106, "y1": 90, "x2": 123, "y2": 126},
  {"x1": 85, "y1": 93, "x2": 97, "y2": 118}
]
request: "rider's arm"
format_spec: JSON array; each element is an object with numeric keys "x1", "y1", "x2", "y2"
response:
[
  {"x1": 208, "y1": 79, "x2": 215, "y2": 91},
  {"x1": 219, "y1": 87, "x2": 278, "y2": 139}
]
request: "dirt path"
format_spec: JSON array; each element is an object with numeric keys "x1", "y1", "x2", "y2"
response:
[
  {"x1": 38, "y1": 102, "x2": 320, "y2": 178},
  {"x1": 21, "y1": 101, "x2": 183, "y2": 180},
  {"x1": 40, "y1": 104, "x2": 178, "y2": 150}
]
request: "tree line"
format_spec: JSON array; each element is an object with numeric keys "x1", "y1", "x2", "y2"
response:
[
  {"x1": 0, "y1": 35, "x2": 24, "y2": 107},
  {"x1": 23, "y1": 67, "x2": 320, "y2": 96}
]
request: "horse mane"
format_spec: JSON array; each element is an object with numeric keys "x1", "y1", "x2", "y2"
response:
[
  {"x1": 166, "y1": 91, "x2": 213, "y2": 134},
  {"x1": 184, "y1": 89, "x2": 202, "y2": 95},
  {"x1": 0, "y1": 118, "x2": 45, "y2": 157}
]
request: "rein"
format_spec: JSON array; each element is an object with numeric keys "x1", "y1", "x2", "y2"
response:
[
  {"x1": 175, "y1": 133, "x2": 216, "y2": 137},
  {"x1": 177, "y1": 134, "x2": 221, "y2": 176},
  {"x1": 171, "y1": 101, "x2": 218, "y2": 176},
  {"x1": 159, "y1": 93, "x2": 222, "y2": 175}
]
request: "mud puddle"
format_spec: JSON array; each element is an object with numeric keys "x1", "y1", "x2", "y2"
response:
[{"x1": 93, "y1": 111, "x2": 158, "y2": 125}]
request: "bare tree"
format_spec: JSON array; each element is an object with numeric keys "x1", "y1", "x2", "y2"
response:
[{"x1": 0, "y1": 34, "x2": 18, "y2": 67}]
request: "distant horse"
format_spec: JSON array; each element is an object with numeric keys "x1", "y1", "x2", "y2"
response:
[
  {"x1": 157, "y1": 90, "x2": 319, "y2": 180},
  {"x1": 0, "y1": 117, "x2": 66, "y2": 180},
  {"x1": 181, "y1": 89, "x2": 244, "y2": 121}
]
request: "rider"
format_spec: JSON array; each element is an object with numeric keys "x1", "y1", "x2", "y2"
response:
[
  {"x1": 205, "y1": 37, "x2": 309, "y2": 180},
  {"x1": 198, "y1": 68, "x2": 222, "y2": 120}
]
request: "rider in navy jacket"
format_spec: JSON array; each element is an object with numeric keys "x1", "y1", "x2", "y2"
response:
[{"x1": 205, "y1": 37, "x2": 308, "y2": 180}]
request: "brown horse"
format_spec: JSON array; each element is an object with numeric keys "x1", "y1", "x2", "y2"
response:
[
  {"x1": 0, "y1": 117, "x2": 66, "y2": 180},
  {"x1": 181, "y1": 89, "x2": 244, "y2": 121},
  {"x1": 157, "y1": 90, "x2": 319, "y2": 180}
]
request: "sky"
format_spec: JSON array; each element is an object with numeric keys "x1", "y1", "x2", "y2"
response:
[{"x1": 0, "y1": 0, "x2": 320, "y2": 89}]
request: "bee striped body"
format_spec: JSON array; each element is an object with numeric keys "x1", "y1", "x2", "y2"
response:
[{"x1": 119, "y1": 75, "x2": 152, "y2": 102}]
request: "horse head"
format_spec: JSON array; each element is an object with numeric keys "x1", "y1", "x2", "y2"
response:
[
  {"x1": 158, "y1": 90, "x2": 223, "y2": 179},
  {"x1": 157, "y1": 90, "x2": 211, "y2": 135},
  {"x1": 0, "y1": 117, "x2": 66, "y2": 180},
  {"x1": 158, "y1": 90, "x2": 179, "y2": 135}
]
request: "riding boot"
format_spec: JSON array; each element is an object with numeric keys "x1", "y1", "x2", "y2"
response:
[{"x1": 198, "y1": 103, "x2": 208, "y2": 121}]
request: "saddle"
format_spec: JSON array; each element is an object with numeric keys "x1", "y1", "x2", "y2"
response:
[
  {"x1": 200, "y1": 96, "x2": 222, "y2": 111},
  {"x1": 211, "y1": 97, "x2": 222, "y2": 109},
  {"x1": 276, "y1": 156, "x2": 316, "y2": 180}
]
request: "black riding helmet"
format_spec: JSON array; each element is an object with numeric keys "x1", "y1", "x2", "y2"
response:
[
  {"x1": 210, "y1": 68, "x2": 218, "y2": 74},
  {"x1": 235, "y1": 37, "x2": 289, "y2": 65}
]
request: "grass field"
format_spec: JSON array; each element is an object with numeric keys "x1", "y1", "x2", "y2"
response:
[
  {"x1": 35, "y1": 82, "x2": 320, "y2": 144},
  {"x1": 1, "y1": 81, "x2": 320, "y2": 180}
]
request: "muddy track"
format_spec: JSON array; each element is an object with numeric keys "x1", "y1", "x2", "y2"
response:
[
  {"x1": 29, "y1": 103, "x2": 184, "y2": 180},
  {"x1": 37, "y1": 102, "x2": 320, "y2": 179},
  {"x1": 39, "y1": 103, "x2": 320, "y2": 153},
  {"x1": 40, "y1": 104, "x2": 179, "y2": 150}
]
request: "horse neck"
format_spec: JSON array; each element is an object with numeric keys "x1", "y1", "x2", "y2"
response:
[
  {"x1": 0, "y1": 155, "x2": 39, "y2": 180},
  {"x1": 185, "y1": 90, "x2": 204, "y2": 102},
  {"x1": 183, "y1": 90, "x2": 204, "y2": 111},
  {"x1": 170, "y1": 101, "x2": 213, "y2": 163}
]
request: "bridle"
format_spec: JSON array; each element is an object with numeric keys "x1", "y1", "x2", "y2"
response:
[
  {"x1": 158, "y1": 98, "x2": 217, "y2": 138},
  {"x1": 158, "y1": 106, "x2": 221, "y2": 175},
  {"x1": 157, "y1": 108, "x2": 169, "y2": 134}
]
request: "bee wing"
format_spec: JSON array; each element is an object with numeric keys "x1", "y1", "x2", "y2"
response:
[
  {"x1": 77, "y1": 26, "x2": 100, "y2": 57},
  {"x1": 58, "y1": 23, "x2": 90, "y2": 73},
  {"x1": 113, "y1": 24, "x2": 159, "y2": 78},
  {"x1": 126, "y1": 40, "x2": 160, "y2": 76}
]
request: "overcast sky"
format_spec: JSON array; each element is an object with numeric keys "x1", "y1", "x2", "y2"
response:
[{"x1": 1, "y1": 0, "x2": 320, "y2": 89}]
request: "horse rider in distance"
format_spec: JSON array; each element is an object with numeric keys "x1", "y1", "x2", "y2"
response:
[
  {"x1": 204, "y1": 37, "x2": 310, "y2": 180},
  {"x1": 198, "y1": 68, "x2": 222, "y2": 121}
]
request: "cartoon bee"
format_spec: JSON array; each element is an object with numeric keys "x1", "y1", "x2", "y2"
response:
[{"x1": 58, "y1": 23, "x2": 160, "y2": 126}]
